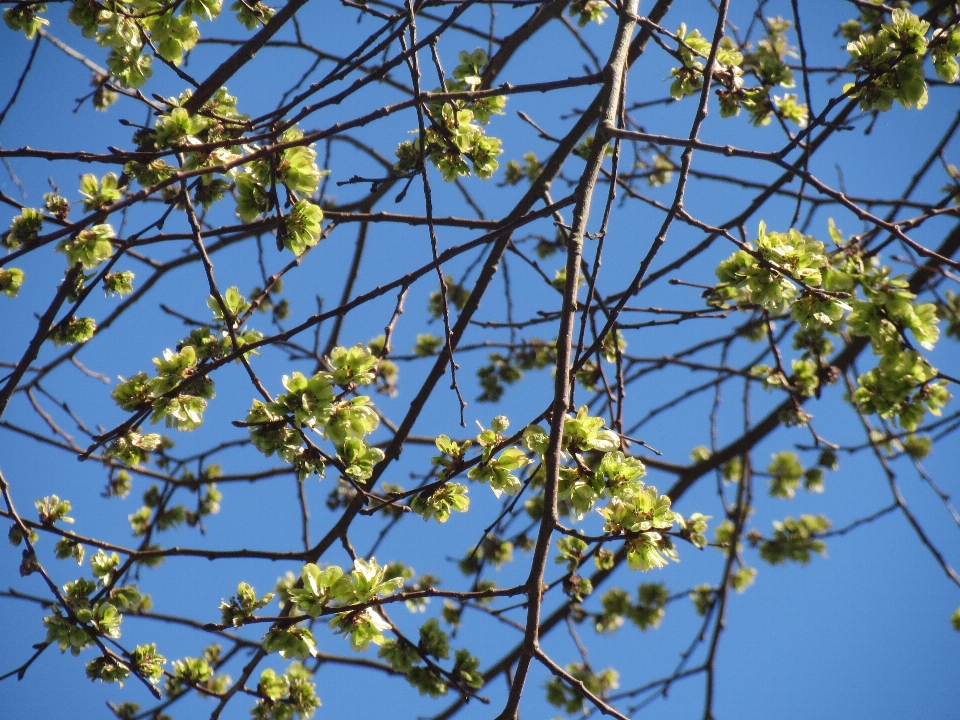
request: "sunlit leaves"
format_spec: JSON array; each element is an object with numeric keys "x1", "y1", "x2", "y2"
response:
[
  {"x1": 843, "y1": 9, "x2": 954, "y2": 111},
  {"x1": 149, "y1": 12, "x2": 199, "y2": 66},
  {"x1": 107, "y1": 432, "x2": 160, "y2": 467},
  {"x1": 232, "y1": 0, "x2": 274, "y2": 31},
  {"x1": 669, "y1": 24, "x2": 712, "y2": 99},
  {"x1": 411, "y1": 482, "x2": 470, "y2": 523},
  {"x1": 263, "y1": 626, "x2": 318, "y2": 660},
  {"x1": 283, "y1": 558, "x2": 402, "y2": 651},
  {"x1": 545, "y1": 663, "x2": 618, "y2": 714},
  {"x1": 58, "y1": 223, "x2": 115, "y2": 269},
  {"x1": 759, "y1": 514, "x2": 830, "y2": 564},
  {"x1": 49, "y1": 316, "x2": 96, "y2": 346},
  {"x1": 568, "y1": 1, "x2": 606, "y2": 28},
  {"x1": 467, "y1": 446, "x2": 529, "y2": 498},
  {"x1": 396, "y1": 49, "x2": 505, "y2": 182},
  {"x1": 712, "y1": 221, "x2": 839, "y2": 323},
  {"x1": 253, "y1": 663, "x2": 320, "y2": 720},
  {"x1": 103, "y1": 270, "x2": 134, "y2": 297},
  {"x1": 166, "y1": 647, "x2": 229, "y2": 699},
  {"x1": 4, "y1": 207, "x2": 43, "y2": 249},
  {"x1": 283, "y1": 200, "x2": 324, "y2": 255},
  {"x1": 852, "y1": 351, "x2": 949, "y2": 431},
  {"x1": 4, "y1": 2, "x2": 48, "y2": 38},
  {"x1": 220, "y1": 582, "x2": 275, "y2": 628},
  {"x1": 932, "y1": 27, "x2": 960, "y2": 83},
  {"x1": 55, "y1": 537, "x2": 85, "y2": 565},
  {"x1": 86, "y1": 654, "x2": 130, "y2": 686},
  {"x1": 277, "y1": 131, "x2": 326, "y2": 195},
  {"x1": 35, "y1": 494, "x2": 74, "y2": 526},
  {"x1": 130, "y1": 643, "x2": 166, "y2": 684}
]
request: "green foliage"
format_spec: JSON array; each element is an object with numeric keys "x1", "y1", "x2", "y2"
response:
[
  {"x1": 568, "y1": 1, "x2": 606, "y2": 28},
  {"x1": 232, "y1": 0, "x2": 274, "y2": 31},
  {"x1": 9, "y1": 524, "x2": 38, "y2": 546},
  {"x1": 79, "y1": 173, "x2": 122, "y2": 211},
  {"x1": 44, "y1": 611, "x2": 94, "y2": 656},
  {"x1": 4, "y1": 207, "x2": 43, "y2": 249},
  {"x1": 220, "y1": 582, "x2": 275, "y2": 628},
  {"x1": 395, "y1": 49, "x2": 505, "y2": 181},
  {"x1": 428, "y1": 275, "x2": 470, "y2": 320},
  {"x1": 759, "y1": 514, "x2": 830, "y2": 565},
  {"x1": 262, "y1": 626, "x2": 318, "y2": 660},
  {"x1": 35, "y1": 494, "x2": 74, "y2": 525},
  {"x1": 502, "y1": 152, "x2": 542, "y2": 186},
  {"x1": 285, "y1": 557, "x2": 402, "y2": 651},
  {"x1": 103, "y1": 271, "x2": 135, "y2": 297},
  {"x1": 58, "y1": 224, "x2": 115, "y2": 269},
  {"x1": 86, "y1": 655, "x2": 130, "y2": 686},
  {"x1": 711, "y1": 221, "x2": 840, "y2": 324},
  {"x1": 4, "y1": 2, "x2": 49, "y2": 39},
  {"x1": 718, "y1": 17, "x2": 808, "y2": 126},
  {"x1": 130, "y1": 643, "x2": 166, "y2": 684},
  {"x1": 545, "y1": 663, "x2": 619, "y2": 714},
  {"x1": 166, "y1": 646, "x2": 230, "y2": 698},
  {"x1": 411, "y1": 481, "x2": 470, "y2": 523},
  {"x1": 767, "y1": 451, "x2": 803, "y2": 499},
  {"x1": 253, "y1": 663, "x2": 320, "y2": 720},
  {"x1": 844, "y1": 9, "x2": 934, "y2": 111},
  {"x1": 55, "y1": 537, "x2": 85, "y2": 565},
  {"x1": 0, "y1": 267, "x2": 25, "y2": 297},
  {"x1": 669, "y1": 24, "x2": 712, "y2": 100},
  {"x1": 690, "y1": 584, "x2": 714, "y2": 616},
  {"x1": 49, "y1": 316, "x2": 96, "y2": 346},
  {"x1": 282, "y1": 200, "x2": 324, "y2": 256}
]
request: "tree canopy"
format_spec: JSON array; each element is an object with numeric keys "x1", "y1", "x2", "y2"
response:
[{"x1": 1, "y1": 0, "x2": 959, "y2": 718}]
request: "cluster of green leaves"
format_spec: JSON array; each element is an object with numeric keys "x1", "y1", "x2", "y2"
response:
[
  {"x1": 710, "y1": 221, "x2": 841, "y2": 325},
  {"x1": 235, "y1": 128, "x2": 328, "y2": 254},
  {"x1": 165, "y1": 645, "x2": 230, "y2": 699},
  {"x1": 545, "y1": 662, "x2": 619, "y2": 714},
  {"x1": 668, "y1": 20, "x2": 806, "y2": 128},
  {"x1": 25, "y1": 497, "x2": 161, "y2": 689},
  {"x1": 378, "y1": 617, "x2": 483, "y2": 698},
  {"x1": 411, "y1": 438, "x2": 471, "y2": 522},
  {"x1": 4, "y1": 0, "x2": 275, "y2": 96},
  {"x1": 111, "y1": 345, "x2": 215, "y2": 432},
  {"x1": 128, "y1": 473, "x2": 221, "y2": 538},
  {"x1": 244, "y1": 343, "x2": 384, "y2": 480},
  {"x1": 502, "y1": 151, "x2": 542, "y2": 186},
  {"x1": 127, "y1": 88, "x2": 241, "y2": 200},
  {"x1": 395, "y1": 49, "x2": 505, "y2": 181},
  {"x1": 129, "y1": 89, "x2": 327, "y2": 256},
  {"x1": 757, "y1": 514, "x2": 830, "y2": 565},
  {"x1": 847, "y1": 267, "x2": 947, "y2": 430},
  {"x1": 253, "y1": 662, "x2": 320, "y2": 720},
  {"x1": 567, "y1": 1, "x2": 607, "y2": 28},
  {"x1": 476, "y1": 338, "x2": 556, "y2": 403},
  {"x1": 2, "y1": 188, "x2": 132, "y2": 304},
  {"x1": 844, "y1": 9, "x2": 960, "y2": 112},
  {"x1": 220, "y1": 581, "x2": 275, "y2": 628},
  {"x1": 709, "y1": 220, "x2": 948, "y2": 430},
  {"x1": 592, "y1": 583, "x2": 669, "y2": 633},
  {"x1": 280, "y1": 557, "x2": 403, "y2": 652},
  {"x1": 765, "y1": 451, "x2": 825, "y2": 499},
  {"x1": 108, "y1": 287, "x2": 264, "y2": 445},
  {"x1": 728, "y1": 17, "x2": 808, "y2": 126}
]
